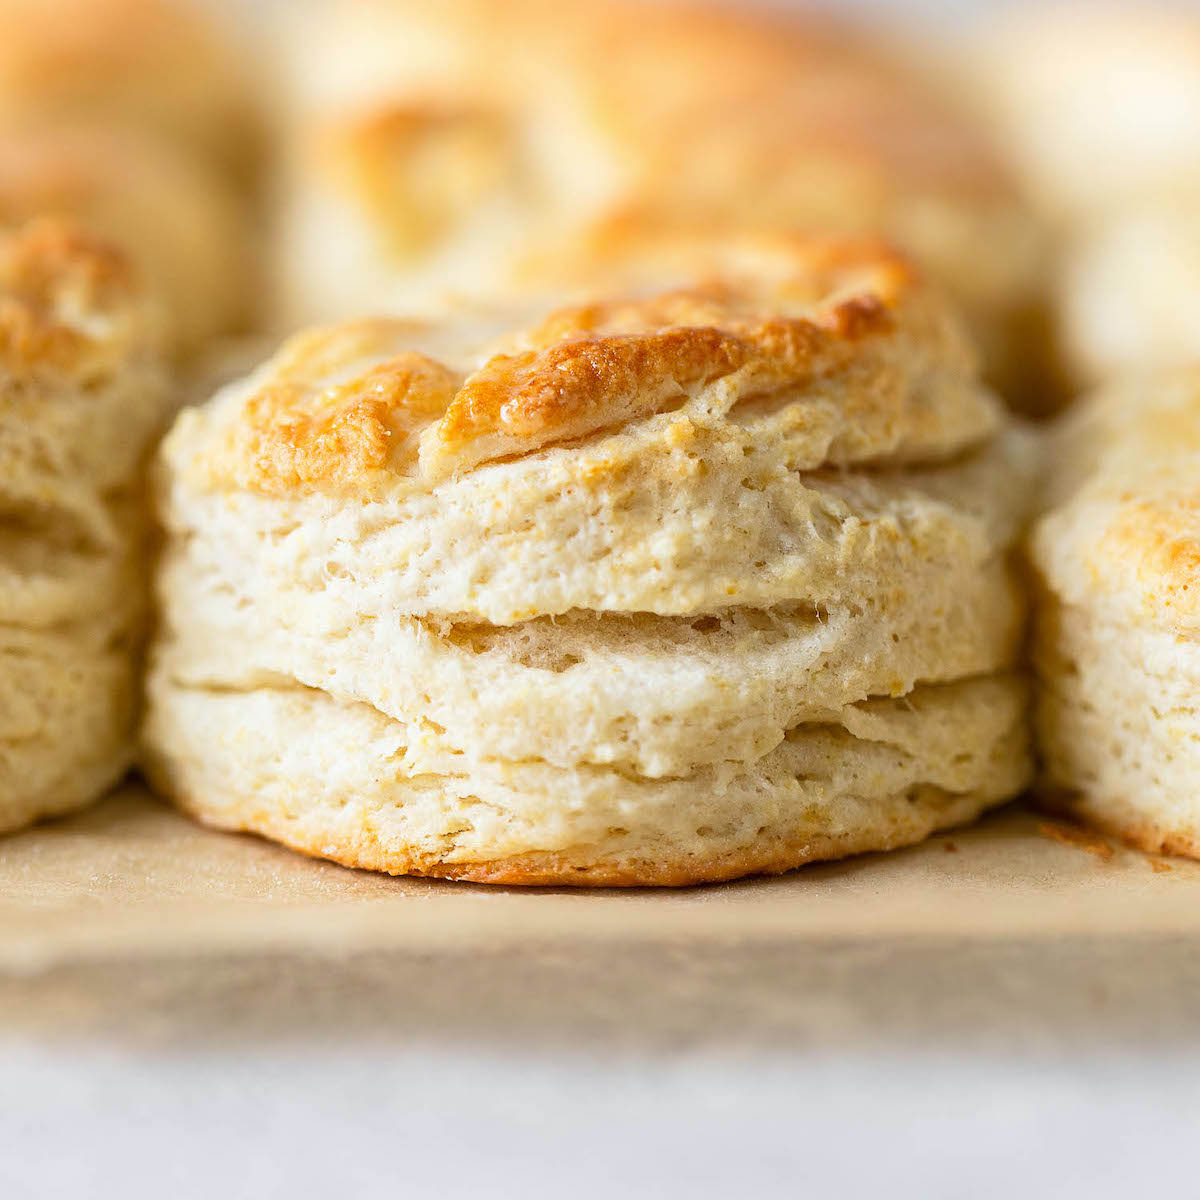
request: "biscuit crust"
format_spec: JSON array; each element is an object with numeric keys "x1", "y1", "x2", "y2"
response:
[
  {"x1": 0, "y1": 217, "x2": 150, "y2": 373},
  {"x1": 1033, "y1": 372, "x2": 1200, "y2": 630}
]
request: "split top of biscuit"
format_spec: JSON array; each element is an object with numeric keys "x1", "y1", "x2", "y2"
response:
[{"x1": 179, "y1": 235, "x2": 1000, "y2": 501}]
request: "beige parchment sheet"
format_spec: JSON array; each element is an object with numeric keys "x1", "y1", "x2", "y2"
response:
[{"x1": 3, "y1": 782, "x2": 1200, "y2": 977}]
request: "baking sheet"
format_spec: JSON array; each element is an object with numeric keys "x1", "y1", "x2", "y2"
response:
[{"x1": 3, "y1": 782, "x2": 1200, "y2": 976}]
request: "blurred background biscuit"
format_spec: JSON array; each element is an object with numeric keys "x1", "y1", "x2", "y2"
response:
[
  {"x1": 973, "y1": 3, "x2": 1200, "y2": 392},
  {"x1": 0, "y1": 218, "x2": 167, "y2": 833},
  {"x1": 0, "y1": 0, "x2": 260, "y2": 187},
  {"x1": 0, "y1": 126, "x2": 252, "y2": 357},
  {"x1": 0, "y1": 0, "x2": 263, "y2": 358},
  {"x1": 274, "y1": 0, "x2": 1045, "y2": 408}
]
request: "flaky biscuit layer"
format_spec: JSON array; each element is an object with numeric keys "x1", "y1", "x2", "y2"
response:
[
  {"x1": 154, "y1": 556, "x2": 1023, "y2": 777},
  {"x1": 144, "y1": 673, "x2": 1029, "y2": 886},
  {"x1": 160, "y1": 417, "x2": 1032, "y2": 629},
  {"x1": 1036, "y1": 598, "x2": 1200, "y2": 858},
  {"x1": 278, "y1": 0, "x2": 1042, "y2": 400}
]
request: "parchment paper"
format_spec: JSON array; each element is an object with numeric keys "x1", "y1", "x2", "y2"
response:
[{"x1": 3, "y1": 782, "x2": 1199, "y2": 977}]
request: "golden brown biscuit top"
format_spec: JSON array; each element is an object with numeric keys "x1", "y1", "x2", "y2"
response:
[
  {"x1": 1035, "y1": 370, "x2": 1200, "y2": 627},
  {"x1": 197, "y1": 236, "x2": 996, "y2": 498},
  {"x1": 0, "y1": 218, "x2": 156, "y2": 377}
]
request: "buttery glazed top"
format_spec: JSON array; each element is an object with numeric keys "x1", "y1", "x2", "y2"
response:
[{"x1": 187, "y1": 237, "x2": 998, "y2": 498}]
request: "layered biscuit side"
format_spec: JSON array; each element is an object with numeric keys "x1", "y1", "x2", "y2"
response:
[{"x1": 0, "y1": 218, "x2": 168, "y2": 832}]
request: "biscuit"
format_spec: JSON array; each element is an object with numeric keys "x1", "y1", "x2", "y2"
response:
[
  {"x1": 975, "y1": 5, "x2": 1200, "y2": 217},
  {"x1": 0, "y1": 625, "x2": 136, "y2": 836},
  {"x1": 973, "y1": 5, "x2": 1200, "y2": 387},
  {"x1": 1057, "y1": 199, "x2": 1200, "y2": 385},
  {"x1": 0, "y1": 219, "x2": 167, "y2": 834},
  {"x1": 1031, "y1": 370, "x2": 1200, "y2": 856},
  {"x1": 144, "y1": 240, "x2": 1034, "y2": 884},
  {"x1": 276, "y1": 0, "x2": 1043, "y2": 404},
  {"x1": 0, "y1": 0, "x2": 258, "y2": 185},
  {"x1": 0, "y1": 125, "x2": 251, "y2": 356}
]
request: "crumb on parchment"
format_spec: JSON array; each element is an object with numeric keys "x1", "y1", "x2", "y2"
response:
[{"x1": 1037, "y1": 821, "x2": 1114, "y2": 862}]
